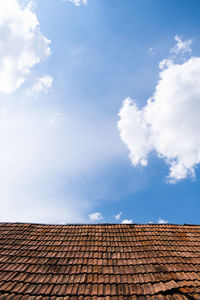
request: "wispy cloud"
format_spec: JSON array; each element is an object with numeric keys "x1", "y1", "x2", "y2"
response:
[
  {"x1": 118, "y1": 35, "x2": 200, "y2": 182},
  {"x1": 114, "y1": 212, "x2": 122, "y2": 221},
  {"x1": 148, "y1": 47, "x2": 155, "y2": 56},
  {"x1": 27, "y1": 75, "x2": 53, "y2": 96},
  {"x1": 49, "y1": 112, "x2": 63, "y2": 126},
  {"x1": 0, "y1": 0, "x2": 50, "y2": 94},
  {"x1": 69, "y1": 0, "x2": 87, "y2": 6},
  {"x1": 0, "y1": 91, "x2": 124, "y2": 223},
  {"x1": 170, "y1": 34, "x2": 192, "y2": 55}
]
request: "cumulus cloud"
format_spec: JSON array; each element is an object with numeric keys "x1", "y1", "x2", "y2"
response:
[
  {"x1": 69, "y1": 0, "x2": 87, "y2": 6},
  {"x1": 27, "y1": 75, "x2": 53, "y2": 95},
  {"x1": 0, "y1": 0, "x2": 50, "y2": 94},
  {"x1": 118, "y1": 97, "x2": 152, "y2": 167},
  {"x1": 89, "y1": 212, "x2": 103, "y2": 221},
  {"x1": 121, "y1": 219, "x2": 133, "y2": 224},
  {"x1": 158, "y1": 218, "x2": 168, "y2": 224},
  {"x1": 118, "y1": 35, "x2": 200, "y2": 183},
  {"x1": 114, "y1": 212, "x2": 122, "y2": 221}
]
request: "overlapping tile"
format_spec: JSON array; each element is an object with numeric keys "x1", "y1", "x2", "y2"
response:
[{"x1": 0, "y1": 223, "x2": 200, "y2": 298}]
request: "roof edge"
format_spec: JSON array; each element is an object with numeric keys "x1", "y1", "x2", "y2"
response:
[{"x1": 0, "y1": 222, "x2": 199, "y2": 226}]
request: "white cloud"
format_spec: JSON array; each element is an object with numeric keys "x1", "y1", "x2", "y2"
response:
[
  {"x1": 170, "y1": 34, "x2": 192, "y2": 55},
  {"x1": 118, "y1": 36, "x2": 200, "y2": 183},
  {"x1": 158, "y1": 218, "x2": 168, "y2": 224},
  {"x1": 49, "y1": 112, "x2": 64, "y2": 126},
  {"x1": 118, "y1": 97, "x2": 152, "y2": 167},
  {"x1": 148, "y1": 47, "x2": 155, "y2": 56},
  {"x1": 89, "y1": 212, "x2": 103, "y2": 221},
  {"x1": 121, "y1": 219, "x2": 133, "y2": 224},
  {"x1": 114, "y1": 211, "x2": 122, "y2": 221},
  {"x1": 159, "y1": 59, "x2": 173, "y2": 70},
  {"x1": 27, "y1": 75, "x2": 53, "y2": 95},
  {"x1": 0, "y1": 0, "x2": 50, "y2": 94},
  {"x1": 69, "y1": 0, "x2": 87, "y2": 6}
]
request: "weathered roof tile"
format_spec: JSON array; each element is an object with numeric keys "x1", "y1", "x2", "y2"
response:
[{"x1": 0, "y1": 223, "x2": 200, "y2": 298}]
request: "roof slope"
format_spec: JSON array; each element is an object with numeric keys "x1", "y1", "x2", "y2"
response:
[{"x1": 0, "y1": 223, "x2": 200, "y2": 299}]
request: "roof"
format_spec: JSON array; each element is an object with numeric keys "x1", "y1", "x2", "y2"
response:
[{"x1": 0, "y1": 223, "x2": 200, "y2": 299}]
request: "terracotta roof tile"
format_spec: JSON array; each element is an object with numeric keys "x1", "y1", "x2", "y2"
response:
[{"x1": 0, "y1": 223, "x2": 200, "y2": 298}]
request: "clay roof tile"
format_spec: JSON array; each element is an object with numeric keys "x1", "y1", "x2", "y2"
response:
[{"x1": 0, "y1": 223, "x2": 200, "y2": 298}]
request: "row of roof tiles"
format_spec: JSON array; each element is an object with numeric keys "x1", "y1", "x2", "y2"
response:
[
  {"x1": 1, "y1": 280, "x2": 200, "y2": 296},
  {"x1": 2, "y1": 255, "x2": 200, "y2": 265},
  {"x1": 0, "y1": 293, "x2": 195, "y2": 300},
  {"x1": 1, "y1": 270, "x2": 200, "y2": 284}
]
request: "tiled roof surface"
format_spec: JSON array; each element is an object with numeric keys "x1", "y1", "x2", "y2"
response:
[{"x1": 0, "y1": 224, "x2": 200, "y2": 299}]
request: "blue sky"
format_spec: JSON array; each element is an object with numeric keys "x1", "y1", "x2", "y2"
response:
[{"x1": 1, "y1": 0, "x2": 200, "y2": 224}]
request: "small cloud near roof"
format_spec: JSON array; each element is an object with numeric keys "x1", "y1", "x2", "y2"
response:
[
  {"x1": 89, "y1": 212, "x2": 103, "y2": 221},
  {"x1": 158, "y1": 218, "x2": 168, "y2": 224},
  {"x1": 121, "y1": 219, "x2": 133, "y2": 224}
]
